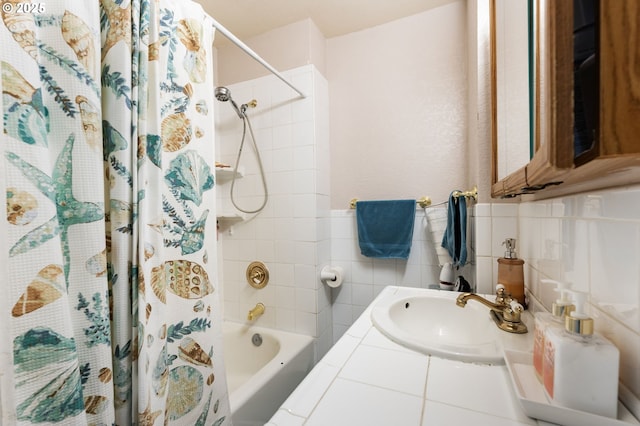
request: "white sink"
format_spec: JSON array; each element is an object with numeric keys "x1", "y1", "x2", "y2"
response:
[{"x1": 371, "y1": 287, "x2": 504, "y2": 364}]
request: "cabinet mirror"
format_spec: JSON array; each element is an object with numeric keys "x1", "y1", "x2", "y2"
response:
[
  {"x1": 492, "y1": 0, "x2": 532, "y2": 182},
  {"x1": 491, "y1": 0, "x2": 640, "y2": 199}
]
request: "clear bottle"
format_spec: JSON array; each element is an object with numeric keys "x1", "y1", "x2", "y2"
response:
[
  {"x1": 532, "y1": 280, "x2": 574, "y2": 381},
  {"x1": 543, "y1": 291, "x2": 620, "y2": 418},
  {"x1": 497, "y1": 238, "x2": 525, "y2": 305}
]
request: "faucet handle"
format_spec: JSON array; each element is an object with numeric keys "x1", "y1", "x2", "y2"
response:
[
  {"x1": 510, "y1": 300, "x2": 524, "y2": 313},
  {"x1": 495, "y1": 284, "x2": 512, "y2": 305}
]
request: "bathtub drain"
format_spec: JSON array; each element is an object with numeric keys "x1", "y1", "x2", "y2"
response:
[{"x1": 251, "y1": 333, "x2": 263, "y2": 347}]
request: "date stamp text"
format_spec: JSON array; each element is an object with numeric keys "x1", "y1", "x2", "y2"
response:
[{"x1": 2, "y1": 2, "x2": 46, "y2": 14}]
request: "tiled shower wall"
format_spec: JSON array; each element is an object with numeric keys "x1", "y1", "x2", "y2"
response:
[
  {"x1": 215, "y1": 64, "x2": 333, "y2": 360},
  {"x1": 475, "y1": 185, "x2": 640, "y2": 406}
]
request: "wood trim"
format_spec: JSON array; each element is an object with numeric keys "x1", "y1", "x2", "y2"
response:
[
  {"x1": 490, "y1": 0, "x2": 498, "y2": 188},
  {"x1": 544, "y1": 0, "x2": 573, "y2": 169},
  {"x1": 599, "y1": 0, "x2": 640, "y2": 156}
]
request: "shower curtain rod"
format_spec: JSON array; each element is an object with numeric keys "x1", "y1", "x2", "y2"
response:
[{"x1": 209, "y1": 16, "x2": 308, "y2": 98}]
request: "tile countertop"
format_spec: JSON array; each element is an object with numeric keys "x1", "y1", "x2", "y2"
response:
[{"x1": 267, "y1": 286, "x2": 640, "y2": 426}]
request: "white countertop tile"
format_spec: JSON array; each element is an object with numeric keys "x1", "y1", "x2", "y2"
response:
[
  {"x1": 339, "y1": 344, "x2": 429, "y2": 396},
  {"x1": 305, "y1": 378, "x2": 423, "y2": 426},
  {"x1": 321, "y1": 333, "x2": 361, "y2": 368},
  {"x1": 422, "y1": 400, "x2": 536, "y2": 426},
  {"x1": 266, "y1": 408, "x2": 306, "y2": 426},
  {"x1": 278, "y1": 361, "x2": 340, "y2": 418},
  {"x1": 426, "y1": 357, "x2": 537, "y2": 424}
]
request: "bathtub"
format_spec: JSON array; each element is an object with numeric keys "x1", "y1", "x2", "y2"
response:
[{"x1": 222, "y1": 321, "x2": 315, "y2": 426}]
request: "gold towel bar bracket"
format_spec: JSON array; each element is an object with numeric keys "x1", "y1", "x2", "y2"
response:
[{"x1": 452, "y1": 186, "x2": 478, "y2": 201}]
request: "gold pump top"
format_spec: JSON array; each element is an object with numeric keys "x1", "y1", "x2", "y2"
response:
[
  {"x1": 547, "y1": 279, "x2": 575, "y2": 319},
  {"x1": 565, "y1": 291, "x2": 594, "y2": 336},
  {"x1": 565, "y1": 315, "x2": 594, "y2": 335}
]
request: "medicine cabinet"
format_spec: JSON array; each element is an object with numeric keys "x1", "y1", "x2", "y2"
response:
[{"x1": 491, "y1": 0, "x2": 640, "y2": 199}]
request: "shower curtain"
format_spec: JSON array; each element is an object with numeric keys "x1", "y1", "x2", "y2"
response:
[{"x1": 1, "y1": 0, "x2": 230, "y2": 424}]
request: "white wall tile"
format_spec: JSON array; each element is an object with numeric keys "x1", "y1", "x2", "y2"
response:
[
  {"x1": 272, "y1": 124, "x2": 293, "y2": 149},
  {"x1": 589, "y1": 220, "x2": 640, "y2": 333},
  {"x1": 292, "y1": 194, "x2": 316, "y2": 218},
  {"x1": 295, "y1": 311, "x2": 317, "y2": 336},
  {"x1": 276, "y1": 285, "x2": 295, "y2": 309},
  {"x1": 475, "y1": 256, "x2": 493, "y2": 294},
  {"x1": 332, "y1": 281, "x2": 352, "y2": 305},
  {"x1": 275, "y1": 308, "x2": 296, "y2": 332},
  {"x1": 372, "y1": 259, "x2": 397, "y2": 286},
  {"x1": 475, "y1": 216, "x2": 492, "y2": 256},
  {"x1": 296, "y1": 288, "x2": 317, "y2": 313},
  {"x1": 332, "y1": 303, "x2": 353, "y2": 326},
  {"x1": 491, "y1": 203, "x2": 518, "y2": 217},
  {"x1": 292, "y1": 121, "x2": 315, "y2": 147},
  {"x1": 293, "y1": 241, "x2": 316, "y2": 266},
  {"x1": 474, "y1": 203, "x2": 492, "y2": 217},
  {"x1": 295, "y1": 264, "x2": 317, "y2": 289},
  {"x1": 351, "y1": 260, "x2": 373, "y2": 284},
  {"x1": 491, "y1": 216, "x2": 518, "y2": 257},
  {"x1": 293, "y1": 170, "x2": 315, "y2": 194},
  {"x1": 294, "y1": 219, "x2": 316, "y2": 242},
  {"x1": 352, "y1": 283, "x2": 374, "y2": 307},
  {"x1": 293, "y1": 145, "x2": 315, "y2": 171}
]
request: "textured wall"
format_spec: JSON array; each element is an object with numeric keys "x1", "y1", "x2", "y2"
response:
[{"x1": 327, "y1": 1, "x2": 470, "y2": 209}]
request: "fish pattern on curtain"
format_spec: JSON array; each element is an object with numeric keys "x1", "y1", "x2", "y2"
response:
[{"x1": 1, "y1": 0, "x2": 230, "y2": 424}]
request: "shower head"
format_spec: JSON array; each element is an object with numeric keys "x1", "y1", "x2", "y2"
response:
[
  {"x1": 214, "y1": 86, "x2": 231, "y2": 102},
  {"x1": 214, "y1": 86, "x2": 243, "y2": 119}
]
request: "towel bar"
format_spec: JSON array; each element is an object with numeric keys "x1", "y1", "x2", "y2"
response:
[
  {"x1": 452, "y1": 186, "x2": 478, "y2": 201},
  {"x1": 349, "y1": 197, "x2": 432, "y2": 209}
]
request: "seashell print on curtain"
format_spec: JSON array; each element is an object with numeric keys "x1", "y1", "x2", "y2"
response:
[{"x1": 1, "y1": 0, "x2": 230, "y2": 424}]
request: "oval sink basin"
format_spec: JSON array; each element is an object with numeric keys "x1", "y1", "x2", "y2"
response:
[{"x1": 371, "y1": 288, "x2": 503, "y2": 364}]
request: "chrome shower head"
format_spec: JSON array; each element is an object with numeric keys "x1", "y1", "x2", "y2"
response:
[
  {"x1": 214, "y1": 86, "x2": 243, "y2": 119},
  {"x1": 214, "y1": 86, "x2": 231, "y2": 102}
]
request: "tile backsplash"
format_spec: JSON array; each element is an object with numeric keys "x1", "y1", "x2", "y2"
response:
[{"x1": 475, "y1": 184, "x2": 640, "y2": 406}]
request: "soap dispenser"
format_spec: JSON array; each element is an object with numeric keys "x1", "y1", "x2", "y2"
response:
[
  {"x1": 543, "y1": 291, "x2": 620, "y2": 418},
  {"x1": 532, "y1": 279, "x2": 574, "y2": 381},
  {"x1": 497, "y1": 238, "x2": 525, "y2": 305}
]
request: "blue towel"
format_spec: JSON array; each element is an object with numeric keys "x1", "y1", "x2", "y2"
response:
[
  {"x1": 356, "y1": 199, "x2": 416, "y2": 259},
  {"x1": 441, "y1": 191, "x2": 467, "y2": 266}
]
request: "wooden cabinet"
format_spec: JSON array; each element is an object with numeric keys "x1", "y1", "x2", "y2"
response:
[{"x1": 491, "y1": 0, "x2": 640, "y2": 199}]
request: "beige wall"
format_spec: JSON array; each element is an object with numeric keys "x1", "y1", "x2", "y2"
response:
[
  {"x1": 215, "y1": 19, "x2": 326, "y2": 86},
  {"x1": 214, "y1": 1, "x2": 472, "y2": 209},
  {"x1": 327, "y1": 1, "x2": 469, "y2": 209}
]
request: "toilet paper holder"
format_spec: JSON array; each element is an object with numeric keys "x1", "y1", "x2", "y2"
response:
[{"x1": 320, "y1": 265, "x2": 344, "y2": 288}]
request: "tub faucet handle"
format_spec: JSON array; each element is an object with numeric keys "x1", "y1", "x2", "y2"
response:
[{"x1": 248, "y1": 302, "x2": 265, "y2": 321}]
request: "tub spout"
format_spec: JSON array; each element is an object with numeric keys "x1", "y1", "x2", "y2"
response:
[
  {"x1": 248, "y1": 302, "x2": 265, "y2": 321},
  {"x1": 456, "y1": 287, "x2": 527, "y2": 334}
]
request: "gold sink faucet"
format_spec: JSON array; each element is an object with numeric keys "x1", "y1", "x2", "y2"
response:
[
  {"x1": 247, "y1": 302, "x2": 265, "y2": 321},
  {"x1": 456, "y1": 286, "x2": 527, "y2": 334}
]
